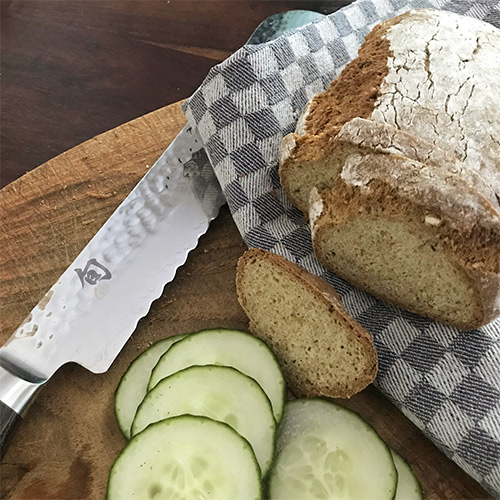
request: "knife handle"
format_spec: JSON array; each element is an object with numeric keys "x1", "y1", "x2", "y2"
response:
[
  {"x1": 0, "y1": 401, "x2": 22, "y2": 459},
  {"x1": 0, "y1": 364, "x2": 44, "y2": 459}
]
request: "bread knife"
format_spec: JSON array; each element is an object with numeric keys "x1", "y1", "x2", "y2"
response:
[{"x1": 0, "y1": 9, "x2": 325, "y2": 458}]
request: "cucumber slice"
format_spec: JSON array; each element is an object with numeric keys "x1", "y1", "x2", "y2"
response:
[
  {"x1": 268, "y1": 399, "x2": 397, "y2": 500},
  {"x1": 115, "y1": 335, "x2": 185, "y2": 439},
  {"x1": 391, "y1": 450, "x2": 423, "y2": 500},
  {"x1": 107, "y1": 415, "x2": 261, "y2": 500},
  {"x1": 131, "y1": 365, "x2": 276, "y2": 476},
  {"x1": 148, "y1": 328, "x2": 285, "y2": 423}
]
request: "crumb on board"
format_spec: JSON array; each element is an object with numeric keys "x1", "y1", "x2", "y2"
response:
[{"x1": 88, "y1": 191, "x2": 116, "y2": 199}]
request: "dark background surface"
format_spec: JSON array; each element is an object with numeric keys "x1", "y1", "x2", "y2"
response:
[{"x1": 1, "y1": 0, "x2": 350, "y2": 187}]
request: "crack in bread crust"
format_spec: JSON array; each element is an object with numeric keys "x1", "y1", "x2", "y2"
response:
[
  {"x1": 280, "y1": 117, "x2": 500, "y2": 213},
  {"x1": 281, "y1": 9, "x2": 500, "y2": 208},
  {"x1": 372, "y1": 9, "x2": 500, "y2": 201}
]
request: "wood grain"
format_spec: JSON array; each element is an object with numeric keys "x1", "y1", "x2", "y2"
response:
[
  {"x1": 0, "y1": 101, "x2": 248, "y2": 499},
  {"x1": 0, "y1": 101, "x2": 491, "y2": 499},
  {"x1": 0, "y1": 0, "x2": 351, "y2": 187}
]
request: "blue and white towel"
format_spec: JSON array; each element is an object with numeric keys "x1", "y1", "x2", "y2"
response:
[{"x1": 183, "y1": 0, "x2": 500, "y2": 495}]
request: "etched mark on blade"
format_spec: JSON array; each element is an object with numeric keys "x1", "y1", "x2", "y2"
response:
[
  {"x1": 75, "y1": 259, "x2": 112, "y2": 288},
  {"x1": 3, "y1": 125, "x2": 225, "y2": 376}
]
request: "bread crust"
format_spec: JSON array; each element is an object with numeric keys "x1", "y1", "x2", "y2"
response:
[
  {"x1": 280, "y1": 9, "x2": 500, "y2": 212},
  {"x1": 310, "y1": 154, "x2": 500, "y2": 328},
  {"x1": 302, "y1": 8, "x2": 500, "y2": 199},
  {"x1": 236, "y1": 248, "x2": 378, "y2": 398}
]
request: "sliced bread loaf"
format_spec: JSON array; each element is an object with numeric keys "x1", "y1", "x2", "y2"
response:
[
  {"x1": 280, "y1": 9, "x2": 500, "y2": 213},
  {"x1": 279, "y1": 9, "x2": 500, "y2": 328},
  {"x1": 310, "y1": 153, "x2": 500, "y2": 329},
  {"x1": 236, "y1": 248, "x2": 378, "y2": 398}
]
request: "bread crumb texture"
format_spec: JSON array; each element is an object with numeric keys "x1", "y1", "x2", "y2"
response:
[
  {"x1": 312, "y1": 155, "x2": 500, "y2": 328},
  {"x1": 236, "y1": 249, "x2": 377, "y2": 399}
]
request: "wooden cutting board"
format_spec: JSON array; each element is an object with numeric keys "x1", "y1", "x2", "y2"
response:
[{"x1": 0, "y1": 101, "x2": 490, "y2": 499}]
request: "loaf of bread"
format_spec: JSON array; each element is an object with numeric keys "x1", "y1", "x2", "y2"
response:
[
  {"x1": 280, "y1": 9, "x2": 500, "y2": 209},
  {"x1": 279, "y1": 9, "x2": 500, "y2": 329},
  {"x1": 310, "y1": 154, "x2": 500, "y2": 328},
  {"x1": 236, "y1": 248, "x2": 378, "y2": 398}
]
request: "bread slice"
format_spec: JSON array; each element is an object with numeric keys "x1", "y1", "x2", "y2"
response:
[
  {"x1": 236, "y1": 248, "x2": 378, "y2": 399},
  {"x1": 310, "y1": 153, "x2": 500, "y2": 329},
  {"x1": 280, "y1": 117, "x2": 498, "y2": 214}
]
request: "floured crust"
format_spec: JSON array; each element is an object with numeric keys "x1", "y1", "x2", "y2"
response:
[
  {"x1": 310, "y1": 154, "x2": 500, "y2": 328},
  {"x1": 337, "y1": 119, "x2": 499, "y2": 210},
  {"x1": 280, "y1": 9, "x2": 500, "y2": 211},
  {"x1": 336, "y1": 154, "x2": 500, "y2": 270},
  {"x1": 236, "y1": 248, "x2": 378, "y2": 398},
  {"x1": 373, "y1": 9, "x2": 500, "y2": 198}
]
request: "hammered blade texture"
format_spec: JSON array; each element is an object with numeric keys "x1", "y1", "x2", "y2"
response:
[{"x1": 0, "y1": 125, "x2": 225, "y2": 379}]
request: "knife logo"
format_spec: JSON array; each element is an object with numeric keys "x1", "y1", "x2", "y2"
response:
[{"x1": 75, "y1": 259, "x2": 112, "y2": 288}]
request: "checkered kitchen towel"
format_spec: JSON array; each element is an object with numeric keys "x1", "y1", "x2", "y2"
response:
[{"x1": 183, "y1": 0, "x2": 500, "y2": 495}]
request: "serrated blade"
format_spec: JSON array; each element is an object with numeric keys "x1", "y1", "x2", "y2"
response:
[{"x1": 0, "y1": 125, "x2": 225, "y2": 380}]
